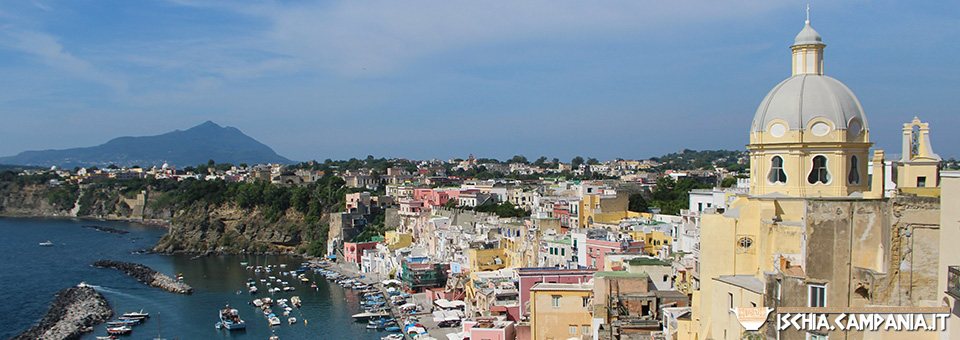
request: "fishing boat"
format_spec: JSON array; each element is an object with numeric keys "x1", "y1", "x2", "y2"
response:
[{"x1": 219, "y1": 307, "x2": 246, "y2": 330}]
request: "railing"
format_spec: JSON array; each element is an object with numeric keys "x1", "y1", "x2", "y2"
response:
[{"x1": 948, "y1": 266, "x2": 960, "y2": 300}]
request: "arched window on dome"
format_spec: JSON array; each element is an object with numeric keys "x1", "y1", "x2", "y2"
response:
[
  {"x1": 808, "y1": 155, "x2": 830, "y2": 184},
  {"x1": 848, "y1": 155, "x2": 860, "y2": 184},
  {"x1": 768, "y1": 156, "x2": 787, "y2": 184}
]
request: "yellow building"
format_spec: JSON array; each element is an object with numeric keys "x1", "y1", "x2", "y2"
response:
[
  {"x1": 628, "y1": 229, "x2": 671, "y2": 257},
  {"x1": 530, "y1": 282, "x2": 594, "y2": 340},
  {"x1": 693, "y1": 16, "x2": 942, "y2": 340},
  {"x1": 383, "y1": 231, "x2": 413, "y2": 250},
  {"x1": 469, "y1": 245, "x2": 508, "y2": 273},
  {"x1": 578, "y1": 192, "x2": 640, "y2": 228}
]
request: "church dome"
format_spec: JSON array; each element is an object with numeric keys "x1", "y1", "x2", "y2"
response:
[
  {"x1": 794, "y1": 22, "x2": 823, "y2": 46},
  {"x1": 751, "y1": 74, "x2": 867, "y2": 134}
]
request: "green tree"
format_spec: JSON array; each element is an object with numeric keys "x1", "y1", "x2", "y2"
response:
[
  {"x1": 510, "y1": 155, "x2": 528, "y2": 164},
  {"x1": 571, "y1": 156, "x2": 584, "y2": 168},
  {"x1": 586, "y1": 158, "x2": 599, "y2": 165},
  {"x1": 721, "y1": 178, "x2": 738, "y2": 187},
  {"x1": 628, "y1": 193, "x2": 649, "y2": 213}
]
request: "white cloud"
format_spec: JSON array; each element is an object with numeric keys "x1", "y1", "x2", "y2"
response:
[{"x1": 0, "y1": 28, "x2": 128, "y2": 92}]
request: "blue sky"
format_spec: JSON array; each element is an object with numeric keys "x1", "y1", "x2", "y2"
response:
[{"x1": 0, "y1": 1, "x2": 957, "y2": 162}]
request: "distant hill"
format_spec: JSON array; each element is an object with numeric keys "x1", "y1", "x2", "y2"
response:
[{"x1": 0, "y1": 121, "x2": 293, "y2": 168}]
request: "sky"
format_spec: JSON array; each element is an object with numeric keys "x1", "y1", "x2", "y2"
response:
[{"x1": 0, "y1": 1, "x2": 957, "y2": 163}]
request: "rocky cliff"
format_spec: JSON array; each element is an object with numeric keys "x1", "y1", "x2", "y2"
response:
[{"x1": 153, "y1": 203, "x2": 327, "y2": 254}]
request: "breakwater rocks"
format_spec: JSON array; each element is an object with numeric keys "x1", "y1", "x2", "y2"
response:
[
  {"x1": 11, "y1": 285, "x2": 112, "y2": 340},
  {"x1": 92, "y1": 260, "x2": 194, "y2": 294},
  {"x1": 81, "y1": 225, "x2": 130, "y2": 234}
]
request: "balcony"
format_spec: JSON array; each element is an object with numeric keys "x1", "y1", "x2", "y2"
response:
[{"x1": 948, "y1": 266, "x2": 960, "y2": 300}]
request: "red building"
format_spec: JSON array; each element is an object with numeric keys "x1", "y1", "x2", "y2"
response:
[{"x1": 343, "y1": 241, "x2": 378, "y2": 264}]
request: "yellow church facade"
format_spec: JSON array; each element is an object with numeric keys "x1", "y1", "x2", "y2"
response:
[{"x1": 688, "y1": 16, "x2": 944, "y2": 340}]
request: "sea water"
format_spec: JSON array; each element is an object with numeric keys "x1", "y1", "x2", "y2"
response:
[{"x1": 0, "y1": 217, "x2": 385, "y2": 339}]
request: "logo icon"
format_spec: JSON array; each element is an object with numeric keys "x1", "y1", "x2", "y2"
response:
[{"x1": 733, "y1": 307, "x2": 775, "y2": 331}]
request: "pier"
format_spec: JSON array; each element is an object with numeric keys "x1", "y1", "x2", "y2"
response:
[
  {"x1": 11, "y1": 284, "x2": 113, "y2": 340},
  {"x1": 92, "y1": 260, "x2": 194, "y2": 294}
]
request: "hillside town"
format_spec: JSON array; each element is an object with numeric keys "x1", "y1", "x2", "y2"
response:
[{"x1": 7, "y1": 17, "x2": 960, "y2": 340}]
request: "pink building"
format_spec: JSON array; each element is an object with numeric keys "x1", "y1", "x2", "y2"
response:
[
  {"x1": 585, "y1": 239, "x2": 625, "y2": 271},
  {"x1": 517, "y1": 268, "x2": 596, "y2": 316},
  {"x1": 463, "y1": 318, "x2": 516, "y2": 340},
  {"x1": 343, "y1": 241, "x2": 378, "y2": 264}
]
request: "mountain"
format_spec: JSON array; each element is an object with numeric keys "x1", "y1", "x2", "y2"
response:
[{"x1": 0, "y1": 121, "x2": 293, "y2": 168}]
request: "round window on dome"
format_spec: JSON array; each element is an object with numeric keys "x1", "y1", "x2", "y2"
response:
[
  {"x1": 848, "y1": 121, "x2": 862, "y2": 137},
  {"x1": 770, "y1": 123, "x2": 787, "y2": 138},
  {"x1": 811, "y1": 122, "x2": 831, "y2": 136}
]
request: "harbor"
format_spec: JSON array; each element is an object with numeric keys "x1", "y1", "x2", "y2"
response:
[{"x1": 0, "y1": 217, "x2": 395, "y2": 340}]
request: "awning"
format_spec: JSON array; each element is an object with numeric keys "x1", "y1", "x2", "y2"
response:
[
  {"x1": 327, "y1": 255, "x2": 337, "y2": 259},
  {"x1": 490, "y1": 305, "x2": 507, "y2": 312}
]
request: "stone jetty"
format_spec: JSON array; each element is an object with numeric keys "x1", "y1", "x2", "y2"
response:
[
  {"x1": 11, "y1": 284, "x2": 112, "y2": 340},
  {"x1": 92, "y1": 259, "x2": 194, "y2": 294}
]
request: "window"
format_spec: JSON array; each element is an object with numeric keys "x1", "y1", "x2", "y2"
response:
[
  {"x1": 583, "y1": 297, "x2": 590, "y2": 307},
  {"x1": 809, "y1": 284, "x2": 826, "y2": 307},
  {"x1": 582, "y1": 325, "x2": 591, "y2": 334},
  {"x1": 918, "y1": 176, "x2": 927, "y2": 187},
  {"x1": 775, "y1": 279, "x2": 782, "y2": 300},
  {"x1": 561, "y1": 248, "x2": 565, "y2": 256},
  {"x1": 808, "y1": 156, "x2": 830, "y2": 184},
  {"x1": 728, "y1": 292, "x2": 734, "y2": 310},
  {"x1": 552, "y1": 295, "x2": 561, "y2": 308},
  {"x1": 570, "y1": 325, "x2": 578, "y2": 335},
  {"x1": 769, "y1": 156, "x2": 787, "y2": 183},
  {"x1": 806, "y1": 332, "x2": 828, "y2": 340},
  {"x1": 848, "y1": 156, "x2": 860, "y2": 184}
]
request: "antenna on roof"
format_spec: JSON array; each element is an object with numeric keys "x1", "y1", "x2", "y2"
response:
[{"x1": 806, "y1": 4, "x2": 810, "y2": 24}]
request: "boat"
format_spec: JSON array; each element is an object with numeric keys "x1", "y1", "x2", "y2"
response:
[
  {"x1": 290, "y1": 296, "x2": 301, "y2": 308},
  {"x1": 96, "y1": 336, "x2": 116, "y2": 340},
  {"x1": 39, "y1": 241, "x2": 54, "y2": 246},
  {"x1": 152, "y1": 312, "x2": 166, "y2": 340},
  {"x1": 288, "y1": 317, "x2": 297, "y2": 324},
  {"x1": 219, "y1": 307, "x2": 246, "y2": 330},
  {"x1": 106, "y1": 326, "x2": 131, "y2": 335},
  {"x1": 268, "y1": 315, "x2": 281, "y2": 326},
  {"x1": 381, "y1": 334, "x2": 404, "y2": 340},
  {"x1": 123, "y1": 309, "x2": 150, "y2": 318},
  {"x1": 352, "y1": 311, "x2": 390, "y2": 320},
  {"x1": 269, "y1": 336, "x2": 280, "y2": 340}
]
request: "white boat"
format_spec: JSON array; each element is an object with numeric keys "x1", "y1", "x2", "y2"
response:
[
  {"x1": 268, "y1": 315, "x2": 281, "y2": 326},
  {"x1": 106, "y1": 326, "x2": 131, "y2": 335},
  {"x1": 39, "y1": 241, "x2": 54, "y2": 246},
  {"x1": 123, "y1": 308, "x2": 150, "y2": 318},
  {"x1": 288, "y1": 317, "x2": 296, "y2": 324}
]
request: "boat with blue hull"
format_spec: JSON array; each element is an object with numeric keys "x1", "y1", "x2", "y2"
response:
[{"x1": 218, "y1": 308, "x2": 246, "y2": 330}]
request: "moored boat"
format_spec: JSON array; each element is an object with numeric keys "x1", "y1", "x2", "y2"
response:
[
  {"x1": 106, "y1": 326, "x2": 131, "y2": 335},
  {"x1": 123, "y1": 309, "x2": 150, "y2": 318},
  {"x1": 219, "y1": 307, "x2": 246, "y2": 330}
]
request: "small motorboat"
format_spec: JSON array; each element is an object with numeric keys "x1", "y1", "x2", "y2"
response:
[
  {"x1": 288, "y1": 317, "x2": 296, "y2": 324},
  {"x1": 106, "y1": 326, "x2": 131, "y2": 335},
  {"x1": 96, "y1": 336, "x2": 116, "y2": 340},
  {"x1": 39, "y1": 241, "x2": 54, "y2": 246}
]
